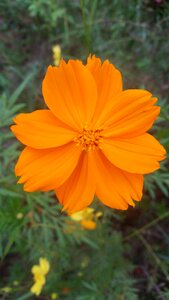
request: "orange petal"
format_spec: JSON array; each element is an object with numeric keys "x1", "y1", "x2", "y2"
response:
[
  {"x1": 102, "y1": 133, "x2": 166, "y2": 174},
  {"x1": 11, "y1": 110, "x2": 78, "y2": 149},
  {"x1": 56, "y1": 152, "x2": 96, "y2": 214},
  {"x1": 96, "y1": 89, "x2": 157, "y2": 128},
  {"x1": 86, "y1": 55, "x2": 122, "y2": 125},
  {"x1": 93, "y1": 150, "x2": 143, "y2": 209},
  {"x1": 42, "y1": 60, "x2": 97, "y2": 129},
  {"x1": 15, "y1": 142, "x2": 81, "y2": 192},
  {"x1": 103, "y1": 102, "x2": 160, "y2": 138}
]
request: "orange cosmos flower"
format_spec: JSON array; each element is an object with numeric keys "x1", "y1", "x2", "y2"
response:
[{"x1": 11, "y1": 55, "x2": 166, "y2": 214}]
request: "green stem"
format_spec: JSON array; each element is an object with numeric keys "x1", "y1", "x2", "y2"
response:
[
  {"x1": 125, "y1": 210, "x2": 169, "y2": 240},
  {"x1": 17, "y1": 292, "x2": 32, "y2": 300},
  {"x1": 80, "y1": 0, "x2": 92, "y2": 53},
  {"x1": 139, "y1": 234, "x2": 169, "y2": 281}
]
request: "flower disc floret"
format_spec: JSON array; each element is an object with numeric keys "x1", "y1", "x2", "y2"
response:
[{"x1": 74, "y1": 128, "x2": 103, "y2": 151}]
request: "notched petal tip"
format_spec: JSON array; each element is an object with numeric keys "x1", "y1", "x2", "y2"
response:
[
  {"x1": 87, "y1": 53, "x2": 100, "y2": 61},
  {"x1": 43, "y1": 63, "x2": 63, "y2": 79},
  {"x1": 17, "y1": 177, "x2": 24, "y2": 184},
  {"x1": 86, "y1": 55, "x2": 113, "y2": 68},
  {"x1": 10, "y1": 125, "x2": 22, "y2": 138},
  {"x1": 151, "y1": 96, "x2": 158, "y2": 104},
  {"x1": 12, "y1": 113, "x2": 25, "y2": 124},
  {"x1": 10, "y1": 124, "x2": 15, "y2": 132},
  {"x1": 15, "y1": 162, "x2": 22, "y2": 177},
  {"x1": 45, "y1": 64, "x2": 53, "y2": 72},
  {"x1": 110, "y1": 201, "x2": 129, "y2": 211},
  {"x1": 42, "y1": 56, "x2": 98, "y2": 128},
  {"x1": 23, "y1": 186, "x2": 33, "y2": 192},
  {"x1": 12, "y1": 112, "x2": 27, "y2": 126}
]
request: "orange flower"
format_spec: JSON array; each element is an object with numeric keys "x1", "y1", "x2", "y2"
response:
[{"x1": 11, "y1": 55, "x2": 166, "y2": 214}]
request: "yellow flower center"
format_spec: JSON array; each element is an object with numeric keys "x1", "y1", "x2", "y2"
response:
[{"x1": 74, "y1": 128, "x2": 103, "y2": 151}]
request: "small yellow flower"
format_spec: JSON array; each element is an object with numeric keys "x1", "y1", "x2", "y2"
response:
[
  {"x1": 16, "y1": 212, "x2": 24, "y2": 219},
  {"x1": 70, "y1": 208, "x2": 99, "y2": 230},
  {"x1": 31, "y1": 281, "x2": 44, "y2": 296},
  {"x1": 80, "y1": 257, "x2": 89, "y2": 268},
  {"x1": 13, "y1": 281, "x2": 19, "y2": 286},
  {"x1": 81, "y1": 219, "x2": 96, "y2": 230},
  {"x1": 52, "y1": 45, "x2": 61, "y2": 66},
  {"x1": 1, "y1": 286, "x2": 12, "y2": 293},
  {"x1": 30, "y1": 257, "x2": 50, "y2": 296},
  {"x1": 51, "y1": 293, "x2": 58, "y2": 299},
  {"x1": 70, "y1": 207, "x2": 94, "y2": 222}
]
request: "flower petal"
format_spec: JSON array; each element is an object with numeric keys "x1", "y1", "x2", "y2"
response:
[
  {"x1": 11, "y1": 110, "x2": 78, "y2": 149},
  {"x1": 56, "y1": 152, "x2": 96, "y2": 214},
  {"x1": 102, "y1": 133, "x2": 166, "y2": 174},
  {"x1": 15, "y1": 142, "x2": 81, "y2": 192},
  {"x1": 31, "y1": 282, "x2": 44, "y2": 296},
  {"x1": 42, "y1": 60, "x2": 97, "y2": 129},
  {"x1": 32, "y1": 266, "x2": 41, "y2": 275},
  {"x1": 101, "y1": 89, "x2": 159, "y2": 138},
  {"x1": 104, "y1": 102, "x2": 160, "y2": 138},
  {"x1": 86, "y1": 55, "x2": 122, "y2": 125},
  {"x1": 39, "y1": 258, "x2": 50, "y2": 275},
  {"x1": 93, "y1": 150, "x2": 143, "y2": 209},
  {"x1": 96, "y1": 89, "x2": 157, "y2": 127}
]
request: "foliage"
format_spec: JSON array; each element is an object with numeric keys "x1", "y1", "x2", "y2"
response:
[{"x1": 1, "y1": 0, "x2": 169, "y2": 299}]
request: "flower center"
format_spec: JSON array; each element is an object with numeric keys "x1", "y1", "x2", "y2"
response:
[{"x1": 74, "y1": 128, "x2": 103, "y2": 151}]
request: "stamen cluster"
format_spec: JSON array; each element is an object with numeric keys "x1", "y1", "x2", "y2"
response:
[{"x1": 74, "y1": 128, "x2": 103, "y2": 151}]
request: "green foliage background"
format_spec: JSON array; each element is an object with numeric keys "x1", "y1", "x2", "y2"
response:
[{"x1": 0, "y1": 0, "x2": 169, "y2": 299}]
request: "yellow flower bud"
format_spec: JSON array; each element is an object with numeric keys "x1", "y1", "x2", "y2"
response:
[{"x1": 52, "y1": 45, "x2": 61, "y2": 66}]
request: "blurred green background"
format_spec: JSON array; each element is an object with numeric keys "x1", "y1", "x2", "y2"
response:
[{"x1": 0, "y1": 0, "x2": 169, "y2": 299}]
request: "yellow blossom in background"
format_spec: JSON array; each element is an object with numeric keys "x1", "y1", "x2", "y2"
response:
[
  {"x1": 81, "y1": 219, "x2": 96, "y2": 230},
  {"x1": 52, "y1": 45, "x2": 61, "y2": 66},
  {"x1": 77, "y1": 271, "x2": 83, "y2": 277},
  {"x1": 95, "y1": 211, "x2": 103, "y2": 218},
  {"x1": 70, "y1": 207, "x2": 102, "y2": 230},
  {"x1": 70, "y1": 207, "x2": 94, "y2": 222},
  {"x1": 13, "y1": 281, "x2": 19, "y2": 286},
  {"x1": 80, "y1": 257, "x2": 89, "y2": 268},
  {"x1": 1, "y1": 286, "x2": 12, "y2": 293},
  {"x1": 30, "y1": 257, "x2": 50, "y2": 296},
  {"x1": 16, "y1": 212, "x2": 24, "y2": 219},
  {"x1": 51, "y1": 292, "x2": 58, "y2": 299}
]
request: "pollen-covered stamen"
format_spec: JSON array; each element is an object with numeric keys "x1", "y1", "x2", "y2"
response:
[{"x1": 74, "y1": 128, "x2": 103, "y2": 151}]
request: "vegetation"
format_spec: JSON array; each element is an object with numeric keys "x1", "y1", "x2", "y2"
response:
[{"x1": 0, "y1": 0, "x2": 169, "y2": 299}]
